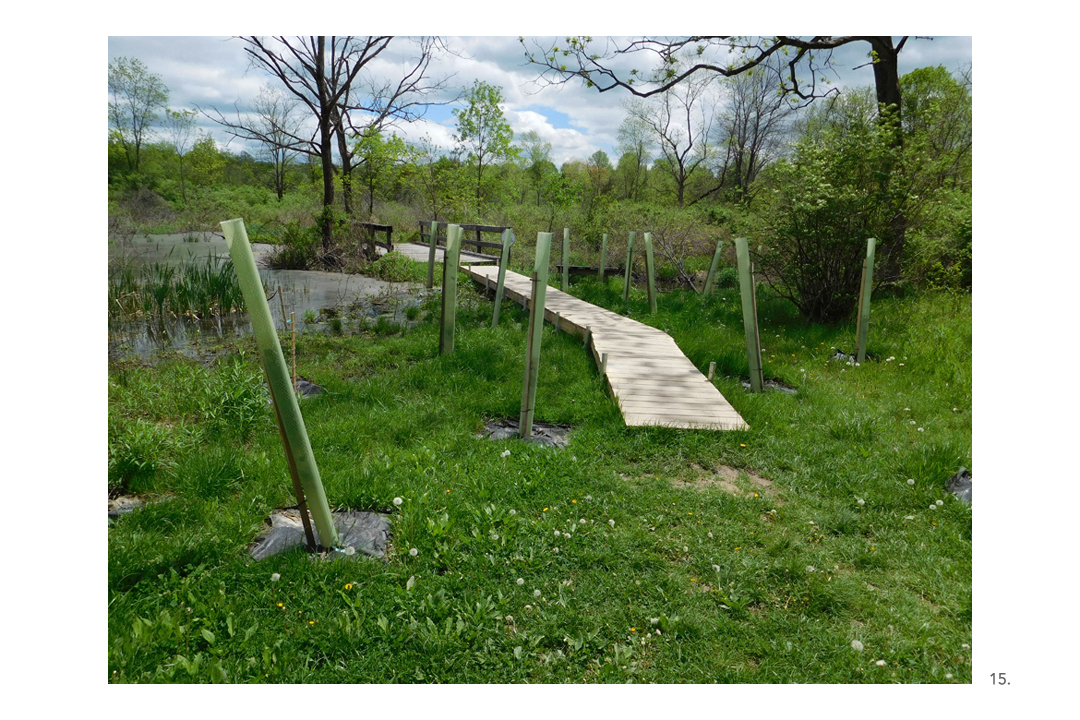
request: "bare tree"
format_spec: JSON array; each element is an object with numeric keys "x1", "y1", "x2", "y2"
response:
[
  {"x1": 163, "y1": 109, "x2": 197, "y2": 202},
  {"x1": 614, "y1": 114, "x2": 652, "y2": 201},
  {"x1": 204, "y1": 36, "x2": 452, "y2": 253},
  {"x1": 247, "y1": 87, "x2": 306, "y2": 200},
  {"x1": 707, "y1": 58, "x2": 796, "y2": 203},
  {"x1": 624, "y1": 71, "x2": 716, "y2": 206}
]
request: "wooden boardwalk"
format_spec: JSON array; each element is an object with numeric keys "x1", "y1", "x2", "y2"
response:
[{"x1": 459, "y1": 261, "x2": 749, "y2": 431}]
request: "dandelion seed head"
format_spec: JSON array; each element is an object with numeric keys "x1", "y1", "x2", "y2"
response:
[
  {"x1": 509, "y1": 509, "x2": 516, "y2": 515},
  {"x1": 409, "y1": 548, "x2": 418, "y2": 556},
  {"x1": 851, "y1": 640, "x2": 864, "y2": 651},
  {"x1": 917, "y1": 427, "x2": 924, "y2": 432},
  {"x1": 907, "y1": 478, "x2": 915, "y2": 485},
  {"x1": 393, "y1": 497, "x2": 403, "y2": 506},
  {"x1": 930, "y1": 504, "x2": 937, "y2": 510},
  {"x1": 707, "y1": 532, "x2": 713, "y2": 538},
  {"x1": 271, "y1": 573, "x2": 281, "y2": 582},
  {"x1": 343, "y1": 546, "x2": 356, "y2": 556},
  {"x1": 713, "y1": 564, "x2": 720, "y2": 572},
  {"x1": 876, "y1": 660, "x2": 886, "y2": 667},
  {"x1": 857, "y1": 498, "x2": 865, "y2": 506},
  {"x1": 533, "y1": 589, "x2": 541, "y2": 597},
  {"x1": 516, "y1": 578, "x2": 524, "y2": 585},
  {"x1": 936, "y1": 499, "x2": 944, "y2": 506},
  {"x1": 806, "y1": 565, "x2": 815, "y2": 573},
  {"x1": 501, "y1": 450, "x2": 511, "y2": 458},
  {"x1": 609, "y1": 519, "x2": 615, "y2": 527}
]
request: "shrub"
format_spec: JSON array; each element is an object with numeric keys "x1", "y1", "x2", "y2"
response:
[{"x1": 266, "y1": 221, "x2": 320, "y2": 270}]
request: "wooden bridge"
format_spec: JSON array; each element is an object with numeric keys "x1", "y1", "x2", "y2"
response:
[{"x1": 390, "y1": 242, "x2": 748, "y2": 431}]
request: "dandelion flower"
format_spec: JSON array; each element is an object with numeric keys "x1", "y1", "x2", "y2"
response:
[
  {"x1": 936, "y1": 499, "x2": 944, "y2": 506},
  {"x1": 851, "y1": 640, "x2": 864, "y2": 651},
  {"x1": 393, "y1": 497, "x2": 403, "y2": 506},
  {"x1": 345, "y1": 583, "x2": 353, "y2": 590},
  {"x1": 517, "y1": 578, "x2": 525, "y2": 585},
  {"x1": 876, "y1": 660, "x2": 886, "y2": 667},
  {"x1": 501, "y1": 450, "x2": 511, "y2": 458},
  {"x1": 409, "y1": 548, "x2": 418, "y2": 556},
  {"x1": 554, "y1": 529, "x2": 561, "y2": 537},
  {"x1": 580, "y1": 518, "x2": 586, "y2": 524},
  {"x1": 930, "y1": 504, "x2": 937, "y2": 511},
  {"x1": 343, "y1": 546, "x2": 356, "y2": 556},
  {"x1": 509, "y1": 509, "x2": 517, "y2": 515},
  {"x1": 271, "y1": 573, "x2": 281, "y2": 582},
  {"x1": 553, "y1": 547, "x2": 559, "y2": 553},
  {"x1": 907, "y1": 478, "x2": 916, "y2": 485},
  {"x1": 533, "y1": 589, "x2": 541, "y2": 597},
  {"x1": 565, "y1": 533, "x2": 572, "y2": 539}
]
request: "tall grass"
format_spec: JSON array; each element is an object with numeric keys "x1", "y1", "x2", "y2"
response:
[{"x1": 109, "y1": 252, "x2": 256, "y2": 322}]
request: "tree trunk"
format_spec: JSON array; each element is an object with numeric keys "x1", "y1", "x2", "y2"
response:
[
  {"x1": 868, "y1": 36, "x2": 905, "y2": 285},
  {"x1": 315, "y1": 37, "x2": 335, "y2": 252}
]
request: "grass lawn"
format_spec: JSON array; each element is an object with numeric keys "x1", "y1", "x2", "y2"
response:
[{"x1": 107, "y1": 273, "x2": 971, "y2": 683}]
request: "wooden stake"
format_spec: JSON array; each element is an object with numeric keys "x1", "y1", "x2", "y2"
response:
[
  {"x1": 623, "y1": 231, "x2": 636, "y2": 301},
  {"x1": 856, "y1": 238, "x2": 877, "y2": 363},
  {"x1": 290, "y1": 312, "x2": 297, "y2": 391},
  {"x1": 601, "y1": 352, "x2": 608, "y2": 376},
  {"x1": 598, "y1": 233, "x2": 608, "y2": 281},
  {"x1": 708, "y1": 362, "x2": 716, "y2": 381},
  {"x1": 583, "y1": 326, "x2": 592, "y2": 350},
  {"x1": 440, "y1": 224, "x2": 462, "y2": 355},
  {"x1": 703, "y1": 239, "x2": 724, "y2": 294},
  {"x1": 278, "y1": 285, "x2": 287, "y2": 331},
  {"x1": 519, "y1": 233, "x2": 552, "y2": 438},
  {"x1": 735, "y1": 237, "x2": 763, "y2": 393},
  {"x1": 644, "y1": 232, "x2": 657, "y2": 314}
]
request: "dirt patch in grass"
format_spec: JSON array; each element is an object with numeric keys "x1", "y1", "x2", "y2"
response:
[{"x1": 673, "y1": 464, "x2": 781, "y2": 504}]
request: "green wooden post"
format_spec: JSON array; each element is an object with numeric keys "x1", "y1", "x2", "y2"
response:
[
  {"x1": 622, "y1": 231, "x2": 636, "y2": 301},
  {"x1": 519, "y1": 232, "x2": 552, "y2": 439},
  {"x1": 221, "y1": 219, "x2": 340, "y2": 549},
  {"x1": 643, "y1": 232, "x2": 657, "y2": 314},
  {"x1": 856, "y1": 237, "x2": 877, "y2": 363},
  {"x1": 562, "y1": 227, "x2": 570, "y2": 292},
  {"x1": 735, "y1": 237, "x2": 763, "y2": 393},
  {"x1": 491, "y1": 229, "x2": 513, "y2": 328},
  {"x1": 439, "y1": 224, "x2": 462, "y2": 355},
  {"x1": 703, "y1": 239, "x2": 725, "y2": 294},
  {"x1": 426, "y1": 220, "x2": 439, "y2": 289},
  {"x1": 598, "y1": 233, "x2": 608, "y2": 281}
]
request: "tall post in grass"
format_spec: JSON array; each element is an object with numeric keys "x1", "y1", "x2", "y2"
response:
[
  {"x1": 562, "y1": 227, "x2": 570, "y2": 292},
  {"x1": 856, "y1": 237, "x2": 877, "y2": 364},
  {"x1": 703, "y1": 239, "x2": 725, "y2": 294},
  {"x1": 622, "y1": 231, "x2": 636, "y2": 302},
  {"x1": 491, "y1": 229, "x2": 513, "y2": 328},
  {"x1": 643, "y1": 232, "x2": 657, "y2": 314},
  {"x1": 426, "y1": 220, "x2": 439, "y2": 289},
  {"x1": 520, "y1": 232, "x2": 552, "y2": 439},
  {"x1": 220, "y1": 219, "x2": 339, "y2": 549},
  {"x1": 598, "y1": 233, "x2": 608, "y2": 281},
  {"x1": 735, "y1": 237, "x2": 763, "y2": 393},
  {"x1": 440, "y1": 224, "x2": 462, "y2": 355}
]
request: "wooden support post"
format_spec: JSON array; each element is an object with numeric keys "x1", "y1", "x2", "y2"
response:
[
  {"x1": 703, "y1": 239, "x2": 724, "y2": 294},
  {"x1": 644, "y1": 232, "x2": 657, "y2": 314},
  {"x1": 426, "y1": 220, "x2": 439, "y2": 289},
  {"x1": 439, "y1": 224, "x2": 462, "y2": 355},
  {"x1": 555, "y1": 312, "x2": 561, "y2": 332},
  {"x1": 600, "y1": 352, "x2": 608, "y2": 376},
  {"x1": 583, "y1": 326, "x2": 592, "y2": 350},
  {"x1": 708, "y1": 361, "x2": 716, "y2": 381},
  {"x1": 519, "y1": 232, "x2": 552, "y2": 439},
  {"x1": 735, "y1": 237, "x2": 763, "y2": 393},
  {"x1": 291, "y1": 312, "x2": 297, "y2": 391},
  {"x1": 856, "y1": 237, "x2": 877, "y2": 363},
  {"x1": 562, "y1": 227, "x2": 571, "y2": 292},
  {"x1": 623, "y1": 231, "x2": 636, "y2": 301},
  {"x1": 491, "y1": 229, "x2": 512, "y2": 327},
  {"x1": 598, "y1": 233, "x2": 608, "y2": 281}
]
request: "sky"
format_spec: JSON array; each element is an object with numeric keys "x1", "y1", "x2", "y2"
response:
[{"x1": 108, "y1": 36, "x2": 972, "y2": 167}]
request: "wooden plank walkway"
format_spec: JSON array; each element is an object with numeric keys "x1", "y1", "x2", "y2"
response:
[{"x1": 461, "y1": 263, "x2": 749, "y2": 431}]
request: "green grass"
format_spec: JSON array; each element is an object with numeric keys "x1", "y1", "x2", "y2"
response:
[{"x1": 107, "y1": 277, "x2": 971, "y2": 683}]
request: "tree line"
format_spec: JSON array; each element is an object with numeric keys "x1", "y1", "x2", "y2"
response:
[{"x1": 109, "y1": 36, "x2": 971, "y2": 323}]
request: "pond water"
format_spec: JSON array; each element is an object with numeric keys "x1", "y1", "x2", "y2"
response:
[{"x1": 109, "y1": 232, "x2": 425, "y2": 361}]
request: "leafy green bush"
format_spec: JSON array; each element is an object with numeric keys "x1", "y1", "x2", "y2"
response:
[
  {"x1": 266, "y1": 221, "x2": 320, "y2": 270},
  {"x1": 368, "y1": 251, "x2": 423, "y2": 283},
  {"x1": 196, "y1": 356, "x2": 270, "y2": 441}
]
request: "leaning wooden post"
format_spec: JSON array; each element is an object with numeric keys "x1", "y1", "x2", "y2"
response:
[
  {"x1": 491, "y1": 229, "x2": 513, "y2": 328},
  {"x1": 221, "y1": 218, "x2": 339, "y2": 549},
  {"x1": 439, "y1": 224, "x2": 462, "y2": 355},
  {"x1": 622, "y1": 231, "x2": 636, "y2": 301},
  {"x1": 598, "y1": 233, "x2": 608, "y2": 281},
  {"x1": 290, "y1": 312, "x2": 297, "y2": 391},
  {"x1": 856, "y1": 237, "x2": 877, "y2": 364},
  {"x1": 703, "y1": 239, "x2": 725, "y2": 294},
  {"x1": 735, "y1": 237, "x2": 763, "y2": 393},
  {"x1": 562, "y1": 227, "x2": 571, "y2": 292},
  {"x1": 519, "y1": 232, "x2": 552, "y2": 439},
  {"x1": 426, "y1": 220, "x2": 439, "y2": 289},
  {"x1": 643, "y1": 232, "x2": 658, "y2": 314}
]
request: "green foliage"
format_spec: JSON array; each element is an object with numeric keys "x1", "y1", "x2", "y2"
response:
[
  {"x1": 367, "y1": 251, "x2": 427, "y2": 283},
  {"x1": 109, "y1": 57, "x2": 169, "y2": 174},
  {"x1": 454, "y1": 81, "x2": 517, "y2": 206},
  {"x1": 267, "y1": 221, "x2": 321, "y2": 270},
  {"x1": 753, "y1": 99, "x2": 910, "y2": 323}
]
